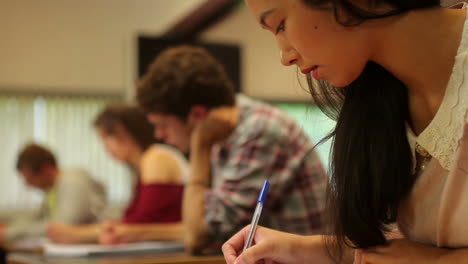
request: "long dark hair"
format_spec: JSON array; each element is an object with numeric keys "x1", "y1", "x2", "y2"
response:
[
  {"x1": 94, "y1": 104, "x2": 160, "y2": 153},
  {"x1": 301, "y1": 0, "x2": 440, "y2": 262}
]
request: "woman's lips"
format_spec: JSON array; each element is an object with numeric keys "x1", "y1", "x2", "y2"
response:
[
  {"x1": 301, "y1": 65, "x2": 318, "y2": 74},
  {"x1": 312, "y1": 68, "x2": 320, "y2": 80}
]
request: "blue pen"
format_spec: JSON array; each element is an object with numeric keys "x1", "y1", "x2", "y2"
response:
[{"x1": 243, "y1": 180, "x2": 270, "y2": 251}]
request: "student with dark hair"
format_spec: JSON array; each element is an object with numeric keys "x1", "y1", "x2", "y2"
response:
[
  {"x1": 47, "y1": 104, "x2": 189, "y2": 244},
  {"x1": 0, "y1": 143, "x2": 106, "y2": 242},
  {"x1": 222, "y1": 0, "x2": 468, "y2": 263},
  {"x1": 137, "y1": 45, "x2": 328, "y2": 254}
]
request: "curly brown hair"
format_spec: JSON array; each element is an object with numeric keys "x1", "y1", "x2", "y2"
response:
[{"x1": 136, "y1": 45, "x2": 235, "y2": 120}]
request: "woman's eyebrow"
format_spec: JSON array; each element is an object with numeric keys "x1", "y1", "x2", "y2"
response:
[{"x1": 260, "y1": 8, "x2": 276, "y2": 29}]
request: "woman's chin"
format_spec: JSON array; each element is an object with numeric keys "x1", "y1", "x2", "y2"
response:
[{"x1": 328, "y1": 77, "x2": 355, "y2": 88}]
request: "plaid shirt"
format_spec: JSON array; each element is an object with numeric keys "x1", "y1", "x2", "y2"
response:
[{"x1": 205, "y1": 95, "x2": 328, "y2": 243}]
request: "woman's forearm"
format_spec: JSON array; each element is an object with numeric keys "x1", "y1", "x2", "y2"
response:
[
  {"x1": 48, "y1": 224, "x2": 98, "y2": 244},
  {"x1": 126, "y1": 222, "x2": 183, "y2": 241},
  {"x1": 183, "y1": 141, "x2": 212, "y2": 253},
  {"x1": 301, "y1": 235, "x2": 354, "y2": 264},
  {"x1": 438, "y1": 247, "x2": 468, "y2": 263},
  {"x1": 72, "y1": 224, "x2": 99, "y2": 243}
]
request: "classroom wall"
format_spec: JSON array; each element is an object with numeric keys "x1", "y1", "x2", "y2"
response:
[
  {"x1": 201, "y1": 3, "x2": 310, "y2": 102},
  {"x1": 0, "y1": 1, "x2": 310, "y2": 101},
  {"x1": 0, "y1": 0, "x2": 205, "y2": 96}
]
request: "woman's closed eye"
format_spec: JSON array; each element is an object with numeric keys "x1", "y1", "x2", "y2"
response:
[{"x1": 275, "y1": 19, "x2": 285, "y2": 34}]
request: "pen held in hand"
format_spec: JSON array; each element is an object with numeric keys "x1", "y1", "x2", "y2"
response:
[{"x1": 243, "y1": 180, "x2": 270, "y2": 251}]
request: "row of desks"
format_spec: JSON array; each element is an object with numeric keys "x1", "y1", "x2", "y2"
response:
[
  {"x1": 7, "y1": 252, "x2": 226, "y2": 264},
  {"x1": 3, "y1": 247, "x2": 226, "y2": 264}
]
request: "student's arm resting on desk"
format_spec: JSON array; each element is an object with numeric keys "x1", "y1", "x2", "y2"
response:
[
  {"x1": 46, "y1": 170, "x2": 105, "y2": 244},
  {"x1": 99, "y1": 222, "x2": 183, "y2": 244},
  {"x1": 223, "y1": 228, "x2": 468, "y2": 264},
  {"x1": 222, "y1": 225, "x2": 354, "y2": 264},
  {"x1": 4, "y1": 208, "x2": 49, "y2": 241},
  {"x1": 47, "y1": 223, "x2": 98, "y2": 244},
  {"x1": 97, "y1": 145, "x2": 186, "y2": 245},
  {"x1": 357, "y1": 238, "x2": 468, "y2": 264}
]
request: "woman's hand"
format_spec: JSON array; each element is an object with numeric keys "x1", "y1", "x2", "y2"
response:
[
  {"x1": 98, "y1": 222, "x2": 138, "y2": 245},
  {"x1": 355, "y1": 239, "x2": 449, "y2": 264},
  {"x1": 191, "y1": 107, "x2": 237, "y2": 149},
  {"x1": 98, "y1": 221, "x2": 124, "y2": 244},
  {"x1": 222, "y1": 225, "x2": 319, "y2": 264}
]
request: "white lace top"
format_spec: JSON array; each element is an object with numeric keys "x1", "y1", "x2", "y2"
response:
[
  {"x1": 398, "y1": 2, "x2": 468, "y2": 248},
  {"x1": 406, "y1": 2, "x2": 468, "y2": 171}
]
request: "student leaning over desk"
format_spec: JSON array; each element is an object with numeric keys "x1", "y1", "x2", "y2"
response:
[
  {"x1": 0, "y1": 143, "x2": 106, "y2": 242},
  {"x1": 222, "y1": 0, "x2": 468, "y2": 264},
  {"x1": 47, "y1": 104, "x2": 189, "y2": 244},
  {"x1": 136, "y1": 45, "x2": 328, "y2": 254}
]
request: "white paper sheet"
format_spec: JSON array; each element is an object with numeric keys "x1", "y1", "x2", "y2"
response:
[{"x1": 43, "y1": 241, "x2": 184, "y2": 257}]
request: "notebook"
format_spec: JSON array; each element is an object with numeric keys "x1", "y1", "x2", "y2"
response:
[
  {"x1": 43, "y1": 241, "x2": 185, "y2": 257},
  {"x1": 10, "y1": 237, "x2": 48, "y2": 251}
]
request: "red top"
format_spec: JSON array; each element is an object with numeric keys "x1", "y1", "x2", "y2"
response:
[{"x1": 122, "y1": 182, "x2": 183, "y2": 223}]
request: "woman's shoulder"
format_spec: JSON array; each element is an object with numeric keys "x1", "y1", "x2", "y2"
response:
[
  {"x1": 139, "y1": 145, "x2": 188, "y2": 184},
  {"x1": 141, "y1": 144, "x2": 188, "y2": 169}
]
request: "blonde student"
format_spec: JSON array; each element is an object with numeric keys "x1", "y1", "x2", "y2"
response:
[{"x1": 223, "y1": 0, "x2": 468, "y2": 263}]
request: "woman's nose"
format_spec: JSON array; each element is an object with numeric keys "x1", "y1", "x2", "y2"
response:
[{"x1": 280, "y1": 49, "x2": 299, "y2": 66}]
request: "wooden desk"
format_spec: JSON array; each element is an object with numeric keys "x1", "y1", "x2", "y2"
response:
[{"x1": 8, "y1": 252, "x2": 225, "y2": 264}]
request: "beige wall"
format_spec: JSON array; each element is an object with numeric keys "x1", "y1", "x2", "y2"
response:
[
  {"x1": 0, "y1": 1, "x2": 310, "y2": 101},
  {"x1": 442, "y1": 0, "x2": 463, "y2": 6},
  {"x1": 0, "y1": 0, "x2": 204, "y2": 96},
  {"x1": 201, "y1": 3, "x2": 310, "y2": 102}
]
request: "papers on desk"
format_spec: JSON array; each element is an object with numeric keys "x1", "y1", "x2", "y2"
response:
[
  {"x1": 43, "y1": 241, "x2": 185, "y2": 257},
  {"x1": 10, "y1": 237, "x2": 48, "y2": 251}
]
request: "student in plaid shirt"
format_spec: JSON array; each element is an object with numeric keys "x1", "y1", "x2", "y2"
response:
[{"x1": 137, "y1": 45, "x2": 328, "y2": 254}]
